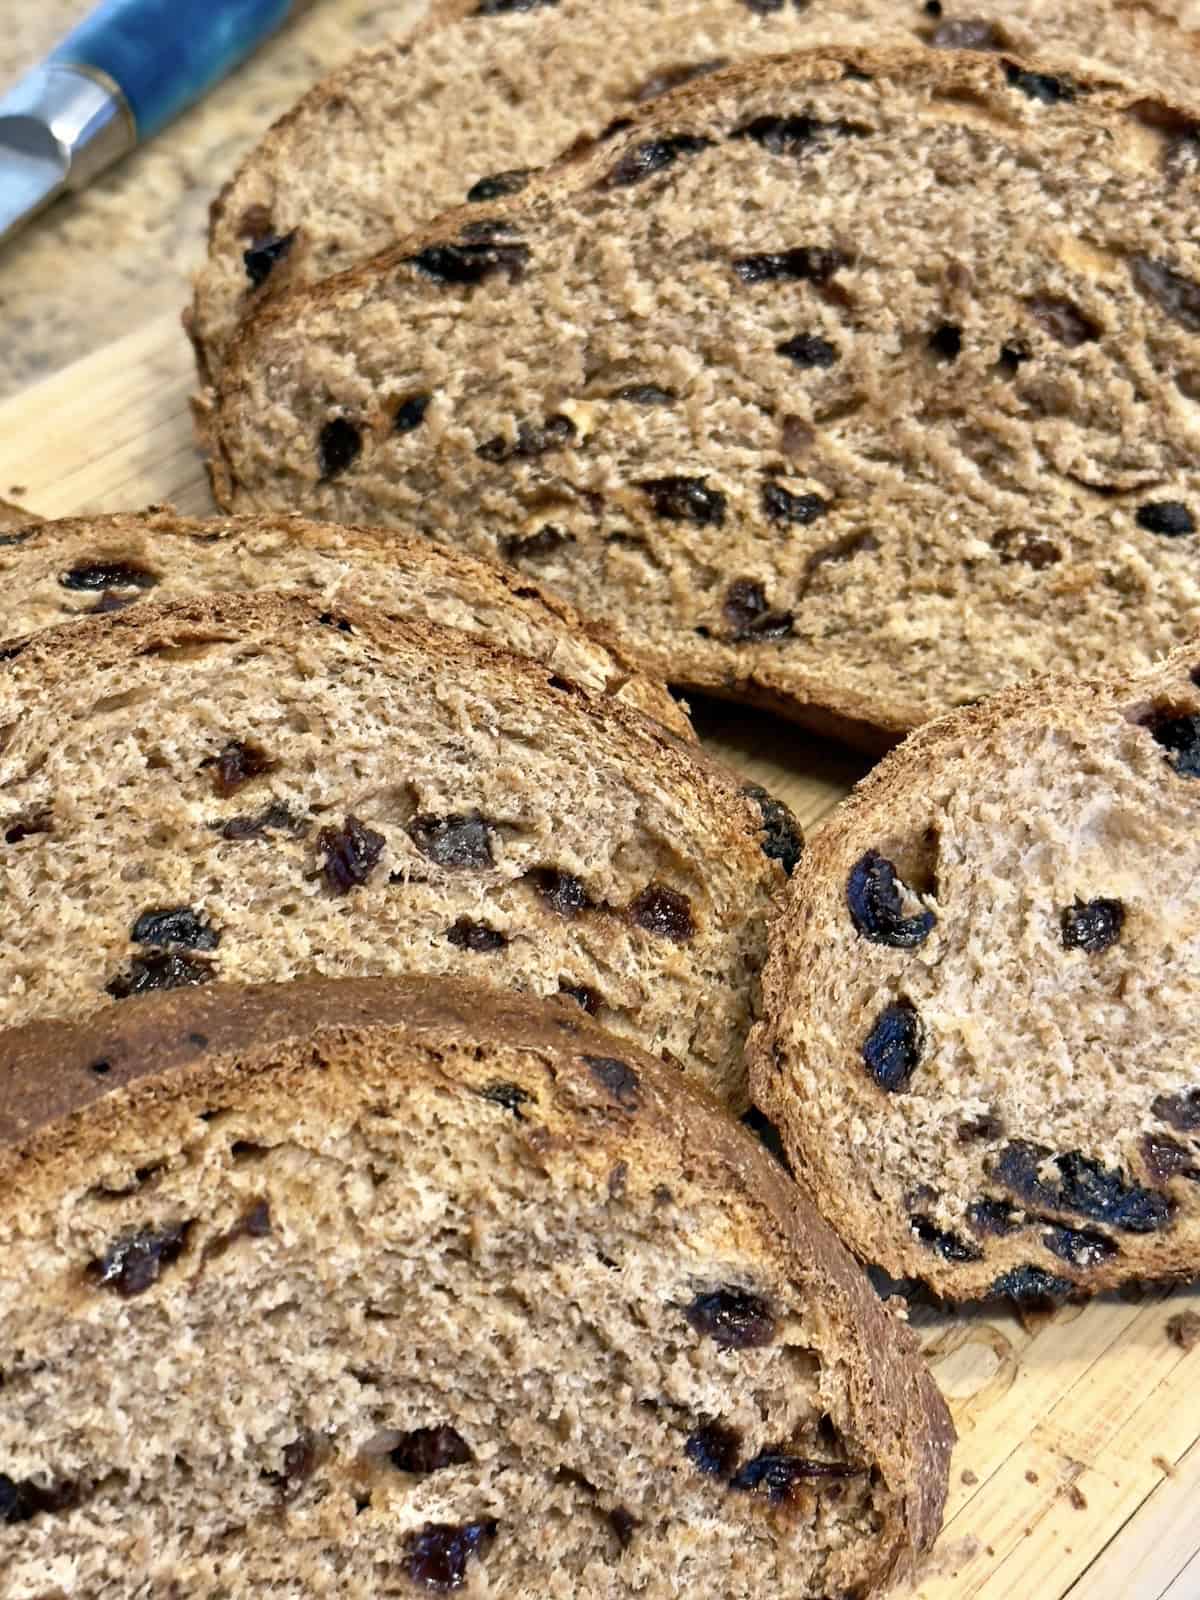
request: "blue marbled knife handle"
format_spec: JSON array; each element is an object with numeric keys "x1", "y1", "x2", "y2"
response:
[{"x1": 48, "y1": 0, "x2": 297, "y2": 141}]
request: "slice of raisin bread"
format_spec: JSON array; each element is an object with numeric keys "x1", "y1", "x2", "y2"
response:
[
  {"x1": 0, "y1": 508, "x2": 691, "y2": 738},
  {"x1": 0, "y1": 499, "x2": 39, "y2": 533},
  {"x1": 189, "y1": 0, "x2": 1200, "y2": 383},
  {"x1": 0, "y1": 975, "x2": 953, "y2": 1597},
  {"x1": 204, "y1": 48, "x2": 1200, "y2": 746},
  {"x1": 0, "y1": 590, "x2": 791, "y2": 1107},
  {"x1": 749, "y1": 637, "x2": 1200, "y2": 1302}
]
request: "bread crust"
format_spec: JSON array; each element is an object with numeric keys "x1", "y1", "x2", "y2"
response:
[{"x1": 0, "y1": 974, "x2": 954, "y2": 1580}]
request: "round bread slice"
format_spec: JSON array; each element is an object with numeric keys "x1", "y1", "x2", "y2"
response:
[
  {"x1": 205, "y1": 47, "x2": 1200, "y2": 746},
  {"x1": 0, "y1": 508, "x2": 691, "y2": 738},
  {"x1": 189, "y1": 0, "x2": 1200, "y2": 382},
  {"x1": 750, "y1": 637, "x2": 1200, "y2": 1301},
  {"x1": 0, "y1": 591, "x2": 789, "y2": 1107},
  {"x1": 0, "y1": 976, "x2": 953, "y2": 1598}
]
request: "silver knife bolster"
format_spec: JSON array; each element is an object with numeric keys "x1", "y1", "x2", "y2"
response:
[{"x1": 0, "y1": 64, "x2": 135, "y2": 195}]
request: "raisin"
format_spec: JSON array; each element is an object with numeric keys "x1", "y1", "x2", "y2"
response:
[
  {"x1": 1142, "y1": 711, "x2": 1200, "y2": 777},
  {"x1": 615, "y1": 384, "x2": 675, "y2": 404},
  {"x1": 1137, "y1": 501, "x2": 1194, "y2": 537},
  {"x1": 762, "y1": 481, "x2": 828, "y2": 524},
  {"x1": 685, "y1": 1287, "x2": 776, "y2": 1349},
  {"x1": 633, "y1": 59, "x2": 727, "y2": 103},
  {"x1": 559, "y1": 980, "x2": 601, "y2": 1014},
  {"x1": 317, "y1": 611, "x2": 353, "y2": 633},
  {"x1": 639, "y1": 475, "x2": 725, "y2": 526},
  {"x1": 862, "y1": 1001, "x2": 924, "y2": 1093},
  {"x1": 583, "y1": 1054, "x2": 640, "y2": 1108},
  {"x1": 846, "y1": 850, "x2": 936, "y2": 947},
  {"x1": 106, "y1": 953, "x2": 214, "y2": 1000},
  {"x1": 243, "y1": 230, "x2": 296, "y2": 287},
  {"x1": 475, "y1": 0, "x2": 554, "y2": 10},
  {"x1": 318, "y1": 816, "x2": 385, "y2": 894},
  {"x1": 0, "y1": 528, "x2": 34, "y2": 547},
  {"x1": 0, "y1": 1474, "x2": 79, "y2": 1524},
  {"x1": 390, "y1": 1427, "x2": 473, "y2": 1474},
  {"x1": 3, "y1": 808, "x2": 52, "y2": 844},
  {"x1": 604, "y1": 134, "x2": 712, "y2": 187},
  {"x1": 742, "y1": 784, "x2": 803, "y2": 876},
  {"x1": 1060, "y1": 897, "x2": 1124, "y2": 952},
  {"x1": 967, "y1": 1197, "x2": 1022, "y2": 1235},
  {"x1": 406, "y1": 1519, "x2": 498, "y2": 1589},
  {"x1": 923, "y1": 0, "x2": 942, "y2": 12},
  {"x1": 1028, "y1": 295, "x2": 1100, "y2": 347},
  {"x1": 627, "y1": 882, "x2": 695, "y2": 941},
  {"x1": 407, "y1": 240, "x2": 530, "y2": 284},
  {"x1": 685, "y1": 1422, "x2": 742, "y2": 1477},
  {"x1": 931, "y1": 18, "x2": 1002, "y2": 48},
  {"x1": 1004, "y1": 62, "x2": 1075, "y2": 103},
  {"x1": 203, "y1": 738, "x2": 276, "y2": 796},
  {"x1": 723, "y1": 578, "x2": 793, "y2": 642},
  {"x1": 529, "y1": 867, "x2": 592, "y2": 916},
  {"x1": 1043, "y1": 1226, "x2": 1118, "y2": 1268},
  {"x1": 1130, "y1": 255, "x2": 1200, "y2": 333},
  {"x1": 1141, "y1": 1133, "x2": 1198, "y2": 1184},
  {"x1": 59, "y1": 560, "x2": 157, "y2": 593},
  {"x1": 476, "y1": 414, "x2": 576, "y2": 462},
  {"x1": 928, "y1": 323, "x2": 962, "y2": 360},
  {"x1": 408, "y1": 811, "x2": 494, "y2": 868},
  {"x1": 316, "y1": 417, "x2": 361, "y2": 480},
  {"x1": 991, "y1": 528, "x2": 1061, "y2": 569},
  {"x1": 733, "y1": 115, "x2": 863, "y2": 156},
  {"x1": 481, "y1": 1082, "x2": 532, "y2": 1117},
  {"x1": 733, "y1": 247, "x2": 847, "y2": 285},
  {"x1": 776, "y1": 332, "x2": 838, "y2": 368},
  {"x1": 730, "y1": 1452, "x2": 861, "y2": 1500},
  {"x1": 446, "y1": 919, "x2": 508, "y2": 952},
  {"x1": 958, "y1": 1112, "x2": 1005, "y2": 1144},
  {"x1": 131, "y1": 907, "x2": 220, "y2": 950},
  {"x1": 742, "y1": 0, "x2": 808, "y2": 11},
  {"x1": 910, "y1": 1215, "x2": 983, "y2": 1263},
  {"x1": 1151, "y1": 1088, "x2": 1200, "y2": 1132},
  {"x1": 991, "y1": 1265, "x2": 1073, "y2": 1302},
  {"x1": 219, "y1": 802, "x2": 306, "y2": 840},
  {"x1": 994, "y1": 1142, "x2": 1173, "y2": 1233},
  {"x1": 88, "y1": 1222, "x2": 191, "y2": 1297},
  {"x1": 394, "y1": 393, "x2": 431, "y2": 433},
  {"x1": 501, "y1": 525, "x2": 569, "y2": 561},
  {"x1": 465, "y1": 168, "x2": 532, "y2": 202}
]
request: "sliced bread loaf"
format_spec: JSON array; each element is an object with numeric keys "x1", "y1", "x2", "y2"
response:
[
  {"x1": 750, "y1": 637, "x2": 1200, "y2": 1301},
  {"x1": 0, "y1": 975, "x2": 953, "y2": 1597},
  {"x1": 0, "y1": 591, "x2": 788, "y2": 1106},
  {"x1": 189, "y1": 0, "x2": 1200, "y2": 381},
  {"x1": 0, "y1": 508, "x2": 691, "y2": 737},
  {"x1": 204, "y1": 47, "x2": 1200, "y2": 744}
]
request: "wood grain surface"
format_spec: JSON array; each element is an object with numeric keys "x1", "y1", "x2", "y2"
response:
[{"x1": 0, "y1": 315, "x2": 1197, "y2": 1599}]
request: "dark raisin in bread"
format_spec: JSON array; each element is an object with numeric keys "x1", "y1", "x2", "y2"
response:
[
  {"x1": 750, "y1": 637, "x2": 1200, "y2": 1301},
  {"x1": 0, "y1": 507, "x2": 691, "y2": 738},
  {"x1": 0, "y1": 590, "x2": 789, "y2": 1107},
  {"x1": 189, "y1": 0, "x2": 1200, "y2": 384},
  {"x1": 204, "y1": 47, "x2": 1200, "y2": 747},
  {"x1": 0, "y1": 976, "x2": 953, "y2": 1596}
]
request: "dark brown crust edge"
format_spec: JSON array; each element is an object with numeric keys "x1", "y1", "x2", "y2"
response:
[{"x1": 0, "y1": 975, "x2": 953, "y2": 1573}]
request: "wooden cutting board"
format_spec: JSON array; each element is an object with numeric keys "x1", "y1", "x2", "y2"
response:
[{"x1": 0, "y1": 314, "x2": 1198, "y2": 1599}]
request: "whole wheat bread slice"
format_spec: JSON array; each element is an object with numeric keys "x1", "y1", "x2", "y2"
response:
[
  {"x1": 203, "y1": 47, "x2": 1200, "y2": 744},
  {"x1": 0, "y1": 975, "x2": 953, "y2": 1597},
  {"x1": 0, "y1": 592, "x2": 791, "y2": 1106},
  {"x1": 750, "y1": 636, "x2": 1200, "y2": 1302},
  {"x1": 0, "y1": 508, "x2": 691, "y2": 738},
  {"x1": 189, "y1": 0, "x2": 1200, "y2": 384},
  {"x1": 0, "y1": 499, "x2": 40, "y2": 533}
]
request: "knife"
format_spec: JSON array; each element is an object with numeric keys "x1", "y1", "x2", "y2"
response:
[{"x1": 0, "y1": 0, "x2": 302, "y2": 245}]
